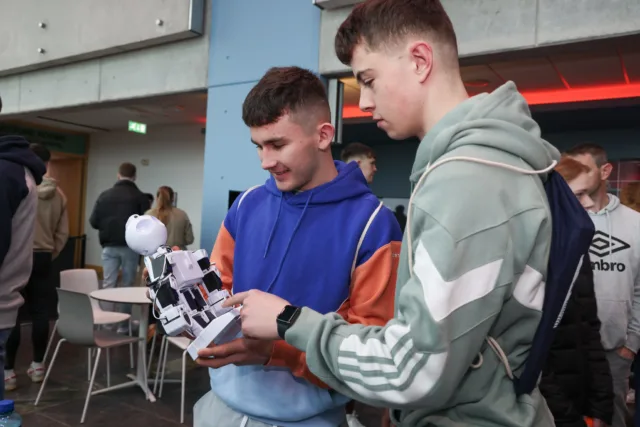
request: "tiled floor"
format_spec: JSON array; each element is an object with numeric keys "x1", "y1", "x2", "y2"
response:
[{"x1": 6, "y1": 323, "x2": 210, "y2": 426}]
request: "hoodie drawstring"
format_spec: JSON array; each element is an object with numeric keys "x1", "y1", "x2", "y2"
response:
[
  {"x1": 264, "y1": 195, "x2": 284, "y2": 259},
  {"x1": 606, "y1": 209, "x2": 613, "y2": 265},
  {"x1": 264, "y1": 192, "x2": 313, "y2": 293},
  {"x1": 405, "y1": 155, "x2": 558, "y2": 378}
]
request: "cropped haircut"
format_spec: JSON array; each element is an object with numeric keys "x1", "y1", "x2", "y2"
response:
[
  {"x1": 334, "y1": 0, "x2": 457, "y2": 65},
  {"x1": 242, "y1": 66, "x2": 330, "y2": 128},
  {"x1": 118, "y1": 162, "x2": 137, "y2": 179},
  {"x1": 565, "y1": 143, "x2": 609, "y2": 167},
  {"x1": 341, "y1": 142, "x2": 375, "y2": 162}
]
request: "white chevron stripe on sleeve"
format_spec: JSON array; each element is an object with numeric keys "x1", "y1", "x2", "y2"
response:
[
  {"x1": 512, "y1": 265, "x2": 545, "y2": 311},
  {"x1": 413, "y1": 241, "x2": 503, "y2": 323},
  {"x1": 337, "y1": 323, "x2": 448, "y2": 404}
]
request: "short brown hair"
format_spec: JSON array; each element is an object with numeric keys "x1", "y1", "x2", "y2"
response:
[
  {"x1": 242, "y1": 66, "x2": 330, "y2": 128},
  {"x1": 29, "y1": 143, "x2": 51, "y2": 163},
  {"x1": 555, "y1": 156, "x2": 590, "y2": 182},
  {"x1": 565, "y1": 143, "x2": 608, "y2": 167},
  {"x1": 335, "y1": 0, "x2": 457, "y2": 65},
  {"x1": 118, "y1": 162, "x2": 137, "y2": 179},
  {"x1": 341, "y1": 142, "x2": 375, "y2": 162}
]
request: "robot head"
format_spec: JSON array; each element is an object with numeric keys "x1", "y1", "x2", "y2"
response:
[{"x1": 125, "y1": 214, "x2": 167, "y2": 256}]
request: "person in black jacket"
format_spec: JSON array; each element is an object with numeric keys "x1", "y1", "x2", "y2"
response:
[
  {"x1": 89, "y1": 162, "x2": 150, "y2": 328},
  {"x1": 540, "y1": 156, "x2": 614, "y2": 427}
]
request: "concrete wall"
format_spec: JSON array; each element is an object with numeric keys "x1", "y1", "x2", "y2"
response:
[
  {"x1": 85, "y1": 124, "x2": 205, "y2": 267},
  {"x1": 0, "y1": 0, "x2": 204, "y2": 76},
  {"x1": 319, "y1": 0, "x2": 640, "y2": 75},
  {"x1": 0, "y1": 1, "x2": 210, "y2": 115},
  {"x1": 200, "y1": 0, "x2": 321, "y2": 252}
]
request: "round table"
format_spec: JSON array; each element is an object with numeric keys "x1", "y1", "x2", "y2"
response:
[{"x1": 90, "y1": 287, "x2": 155, "y2": 402}]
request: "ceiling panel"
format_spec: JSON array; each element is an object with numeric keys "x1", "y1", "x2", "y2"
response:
[
  {"x1": 622, "y1": 48, "x2": 640, "y2": 83},
  {"x1": 491, "y1": 58, "x2": 565, "y2": 91},
  {"x1": 550, "y1": 51, "x2": 626, "y2": 88}
]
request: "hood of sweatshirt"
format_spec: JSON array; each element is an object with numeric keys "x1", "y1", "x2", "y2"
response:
[
  {"x1": 411, "y1": 81, "x2": 559, "y2": 184},
  {"x1": 38, "y1": 176, "x2": 59, "y2": 200},
  {"x1": 0, "y1": 136, "x2": 46, "y2": 185}
]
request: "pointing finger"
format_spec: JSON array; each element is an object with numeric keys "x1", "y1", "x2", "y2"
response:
[{"x1": 223, "y1": 291, "x2": 249, "y2": 307}]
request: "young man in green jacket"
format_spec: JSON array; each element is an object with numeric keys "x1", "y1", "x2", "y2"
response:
[{"x1": 220, "y1": 1, "x2": 561, "y2": 426}]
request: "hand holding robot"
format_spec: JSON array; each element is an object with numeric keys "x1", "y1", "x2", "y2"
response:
[{"x1": 125, "y1": 214, "x2": 241, "y2": 360}]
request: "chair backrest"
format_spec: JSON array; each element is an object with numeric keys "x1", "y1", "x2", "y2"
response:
[
  {"x1": 60, "y1": 269, "x2": 102, "y2": 311},
  {"x1": 56, "y1": 288, "x2": 97, "y2": 346}
]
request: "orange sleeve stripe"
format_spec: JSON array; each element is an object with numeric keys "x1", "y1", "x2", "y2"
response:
[
  {"x1": 267, "y1": 341, "x2": 330, "y2": 389},
  {"x1": 346, "y1": 241, "x2": 401, "y2": 326},
  {"x1": 210, "y1": 223, "x2": 234, "y2": 293},
  {"x1": 267, "y1": 240, "x2": 401, "y2": 387}
]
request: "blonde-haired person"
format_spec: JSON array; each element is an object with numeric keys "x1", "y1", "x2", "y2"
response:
[
  {"x1": 620, "y1": 182, "x2": 640, "y2": 213},
  {"x1": 145, "y1": 186, "x2": 194, "y2": 250}
]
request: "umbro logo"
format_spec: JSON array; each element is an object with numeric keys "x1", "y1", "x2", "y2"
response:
[{"x1": 589, "y1": 231, "x2": 631, "y2": 258}]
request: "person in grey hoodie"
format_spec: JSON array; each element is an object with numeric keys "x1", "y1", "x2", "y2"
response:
[
  {"x1": 567, "y1": 144, "x2": 640, "y2": 427},
  {"x1": 4, "y1": 143, "x2": 69, "y2": 392},
  {"x1": 0, "y1": 127, "x2": 46, "y2": 399}
]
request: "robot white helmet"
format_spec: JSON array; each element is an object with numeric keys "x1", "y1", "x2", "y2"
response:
[{"x1": 125, "y1": 214, "x2": 167, "y2": 256}]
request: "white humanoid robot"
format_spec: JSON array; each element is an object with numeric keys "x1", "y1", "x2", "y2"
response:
[{"x1": 125, "y1": 214, "x2": 241, "y2": 360}]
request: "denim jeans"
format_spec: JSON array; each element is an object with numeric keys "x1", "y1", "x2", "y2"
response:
[
  {"x1": 0, "y1": 327, "x2": 12, "y2": 400},
  {"x1": 101, "y1": 246, "x2": 140, "y2": 317}
]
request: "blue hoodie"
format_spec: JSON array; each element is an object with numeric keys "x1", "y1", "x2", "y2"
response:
[{"x1": 208, "y1": 161, "x2": 402, "y2": 426}]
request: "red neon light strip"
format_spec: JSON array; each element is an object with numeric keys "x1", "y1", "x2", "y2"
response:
[{"x1": 342, "y1": 83, "x2": 640, "y2": 119}]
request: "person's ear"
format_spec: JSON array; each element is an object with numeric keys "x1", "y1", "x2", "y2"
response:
[
  {"x1": 601, "y1": 163, "x2": 613, "y2": 181},
  {"x1": 408, "y1": 41, "x2": 433, "y2": 84},
  {"x1": 317, "y1": 122, "x2": 335, "y2": 151}
]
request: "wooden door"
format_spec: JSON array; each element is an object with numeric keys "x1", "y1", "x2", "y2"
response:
[{"x1": 47, "y1": 154, "x2": 86, "y2": 243}]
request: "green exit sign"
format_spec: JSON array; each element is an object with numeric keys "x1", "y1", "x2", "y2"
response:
[{"x1": 128, "y1": 121, "x2": 147, "y2": 134}]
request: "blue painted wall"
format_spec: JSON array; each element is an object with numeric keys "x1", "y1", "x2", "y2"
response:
[{"x1": 201, "y1": 0, "x2": 321, "y2": 252}]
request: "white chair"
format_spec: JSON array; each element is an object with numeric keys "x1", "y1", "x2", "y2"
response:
[
  {"x1": 151, "y1": 334, "x2": 192, "y2": 424},
  {"x1": 35, "y1": 289, "x2": 142, "y2": 424},
  {"x1": 43, "y1": 269, "x2": 135, "y2": 374}
]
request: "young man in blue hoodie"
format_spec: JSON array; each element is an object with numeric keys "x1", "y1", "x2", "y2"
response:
[
  {"x1": 192, "y1": 67, "x2": 403, "y2": 427},
  {"x1": 224, "y1": 1, "x2": 565, "y2": 427},
  {"x1": 0, "y1": 106, "x2": 46, "y2": 399}
]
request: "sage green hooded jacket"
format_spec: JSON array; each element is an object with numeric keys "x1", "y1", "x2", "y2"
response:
[{"x1": 285, "y1": 82, "x2": 560, "y2": 426}]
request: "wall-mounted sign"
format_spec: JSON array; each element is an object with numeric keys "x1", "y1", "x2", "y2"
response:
[
  {"x1": 128, "y1": 121, "x2": 147, "y2": 134},
  {"x1": 0, "y1": 124, "x2": 87, "y2": 155}
]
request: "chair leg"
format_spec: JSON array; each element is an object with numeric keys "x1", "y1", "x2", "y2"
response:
[
  {"x1": 87, "y1": 349, "x2": 92, "y2": 381},
  {"x1": 153, "y1": 336, "x2": 167, "y2": 394},
  {"x1": 128, "y1": 320, "x2": 134, "y2": 369},
  {"x1": 35, "y1": 338, "x2": 66, "y2": 406},
  {"x1": 42, "y1": 320, "x2": 58, "y2": 364},
  {"x1": 81, "y1": 347, "x2": 102, "y2": 424},
  {"x1": 159, "y1": 337, "x2": 170, "y2": 398},
  {"x1": 106, "y1": 348, "x2": 111, "y2": 388},
  {"x1": 181, "y1": 350, "x2": 187, "y2": 424}
]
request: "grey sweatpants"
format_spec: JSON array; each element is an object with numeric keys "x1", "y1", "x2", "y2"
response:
[
  {"x1": 605, "y1": 350, "x2": 633, "y2": 427},
  {"x1": 193, "y1": 390, "x2": 348, "y2": 427}
]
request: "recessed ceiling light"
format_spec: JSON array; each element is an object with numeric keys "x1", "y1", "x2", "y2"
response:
[{"x1": 464, "y1": 79, "x2": 490, "y2": 88}]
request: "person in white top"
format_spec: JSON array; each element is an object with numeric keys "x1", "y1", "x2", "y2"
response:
[{"x1": 567, "y1": 143, "x2": 640, "y2": 427}]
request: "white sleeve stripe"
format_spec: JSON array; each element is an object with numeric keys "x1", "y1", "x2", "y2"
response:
[
  {"x1": 512, "y1": 265, "x2": 545, "y2": 311},
  {"x1": 337, "y1": 324, "x2": 449, "y2": 402},
  {"x1": 414, "y1": 241, "x2": 503, "y2": 323}
]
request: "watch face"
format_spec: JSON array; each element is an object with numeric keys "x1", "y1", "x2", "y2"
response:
[{"x1": 279, "y1": 305, "x2": 299, "y2": 324}]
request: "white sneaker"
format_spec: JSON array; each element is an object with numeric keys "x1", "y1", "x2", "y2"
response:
[
  {"x1": 4, "y1": 370, "x2": 17, "y2": 391},
  {"x1": 346, "y1": 412, "x2": 366, "y2": 427},
  {"x1": 27, "y1": 362, "x2": 45, "y2": 383}
]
